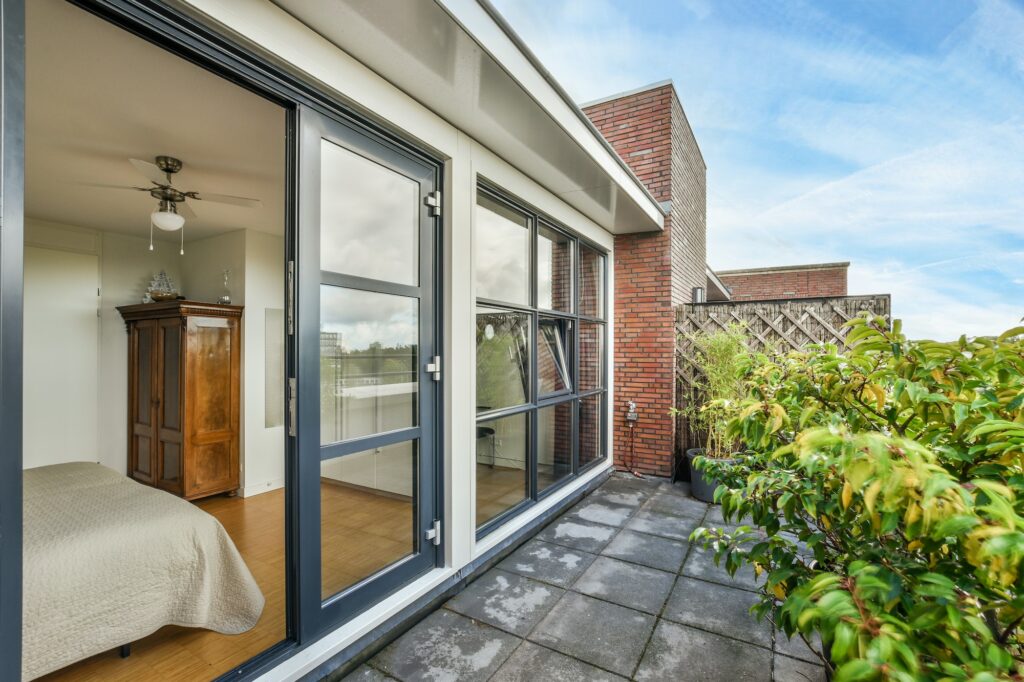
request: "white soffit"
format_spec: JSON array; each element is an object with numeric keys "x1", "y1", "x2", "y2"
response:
[{"x1": 270, "y1": 0, "x2": 665, "y2": 235}]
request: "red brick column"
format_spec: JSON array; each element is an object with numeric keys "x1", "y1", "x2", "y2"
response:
[{"x1": 584, "y1": 85, "x2": 677, "y2": 477}]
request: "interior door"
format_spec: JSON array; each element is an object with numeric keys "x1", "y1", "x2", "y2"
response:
[{"x1": 296, "y1": 106, "x2": 441, "y2": 634}]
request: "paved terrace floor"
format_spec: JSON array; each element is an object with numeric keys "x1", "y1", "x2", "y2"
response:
[{"x1": 339, "y1": 473, "x2": 826, "y2": 682}]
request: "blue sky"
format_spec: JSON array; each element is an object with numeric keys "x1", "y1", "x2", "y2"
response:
[{"x1": 492, "y1": 0, "x2": 1024, "y2": 340}]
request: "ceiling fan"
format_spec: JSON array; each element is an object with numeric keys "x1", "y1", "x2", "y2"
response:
[{"x1": 88, "y1": 155, "x2": 262, "y2": 254}]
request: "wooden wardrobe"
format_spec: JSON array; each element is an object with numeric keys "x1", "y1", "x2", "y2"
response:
[{"x1": 118, "y1": 301, "x2": 243, "y2": 500}]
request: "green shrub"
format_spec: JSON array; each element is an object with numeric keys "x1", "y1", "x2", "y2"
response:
[
  {"x1": 673, "y1": 323, "x2": 750, "y2": 459},
  {"x1": 693, "y1": 315, "x2": 1024, "y2": 681}
]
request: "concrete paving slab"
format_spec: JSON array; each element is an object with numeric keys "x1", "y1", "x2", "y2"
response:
[
  {"x1": 489, "y1": 641, "x2": 626, "y2": 682},
  {"x1": 662, "y1": 576, "x2": 771, "y2": 647},
  {"x1": 372, "y1": 609, "x2": 519, "y2": 682},
  {"x1": 625, "y1": 509, "x2": 702, "y2": 541},
  {"x1": 601, "y1": 475, "x2": 663, "y2": 495},
  {"x1": 536, "y1": 518, "x2": 618, "y2": 553},
  {"x1": 566, "y1": 499, "x2": 635, "y2": 527},
  {"x1": 601, "y1": 529, "x2": 688, "y2": 573},
  {"x1": 529, "y1": 592, "x2": 655, "y2": 677},
  {"x1": 774, "y1": 629, "x2": 823, "y2": 664},
  {"x1": 572, "y1": 556, "x2": 677, "y2": 615},
  {"x1": 774, "y1": 654, "x2": 827, "y2": 682},
  {"x1": 641, "y1": 492, "x2": 709, "y2": 520},
  {"x1": 634, "y1": 620, "x2": 772, "y2": 681},
  {"x1": 588, "y1": 488, "x2": 649, "y2": 509},
  {"x1": 445, "y1": 569, "x2": 563, "y2": 637},
  {"x1": 497, "y1": 539, "x2": 597, "y2": 588},
  {"x1": 656, "y1": 481, "x2": 693, "y2": 497},
  {"x1": 682, "y1": 543, "x2": 764, "y2": 592},
  {"x1": 339, "y1": 665, "x2": 392, "y2": 682}
]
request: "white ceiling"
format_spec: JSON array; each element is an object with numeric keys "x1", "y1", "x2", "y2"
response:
[{"x1": 26, "y1": 0, "x2": 286, "y2": 242}]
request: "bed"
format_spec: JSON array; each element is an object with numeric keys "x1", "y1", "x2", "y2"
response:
[{"x1": 22, "y1": 462, "x2": 265, "y2": 681}]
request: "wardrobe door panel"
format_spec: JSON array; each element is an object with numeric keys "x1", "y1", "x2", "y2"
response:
[
  {"x1": 157, "y1": 318, "x2": 184, "y2": 494},
  {"x1": 129, "y1": 320, "x2": 157, "y2": 483},
  {"x1": 184, "y1": 315, "x2": 239, "y2": 498}
]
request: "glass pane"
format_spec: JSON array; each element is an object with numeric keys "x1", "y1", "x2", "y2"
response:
[
  {"x1": 475, "y1": 194, "x2": 530, "y2": 305},
  {"x1": 538, "y1": 225, "x2": 573, "y2": 312},
  {"x1": 538, "y1": 317, "x2": 571, "y2": 396},
  {"x1": 321, "y1": 441, "x2": 416, "y2": 599},
  {"x1": 579, "y1": 394, "x2": 603, "y2": 469},
  {"x1": 579, "y1": 245, "x2": 605, "y2": 318},
  {"x1": 320, "y1": 139, "x2": 419, "y2": 285},
  {"x1": 476, "y1": 308, "x2": 531, "y2": 414},
  {"x1": 579, "y1": 322, "x2": 603, "y2": 392},
  {"x1": 476, "y1": 412, "x2": 528, "y2": 527},
  {"x1": 320, "y1": 287, "x2": 418, "y2": 444},
  {"x1": 538, "y1": 402, "x2": 572, "y2": 493}
]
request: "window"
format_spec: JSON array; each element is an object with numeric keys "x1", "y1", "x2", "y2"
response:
[{"x1": 474, "y1": 185, "x2": 608, "y2": 534}]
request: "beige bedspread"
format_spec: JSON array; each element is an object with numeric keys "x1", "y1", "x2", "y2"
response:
[{"x1": 22, "y1": 462, "x2": 264, "y2": 680}]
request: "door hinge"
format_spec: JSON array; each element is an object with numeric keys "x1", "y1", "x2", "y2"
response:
[
  {"x1": 424, "y1": 190, "x2": 441, "y2": 217},
  {"x1": 425, "y1": 519, "x2": 441, "y2": 546},
  {"x1": 425, "y1": 355, "x2": 441, "y2": 382},
  {"x1": 286, "y1": 260, "x2": 295, "y2": 336},
  {"x1": 287, "y1": 377, "x2": 297, "y2": 437}
]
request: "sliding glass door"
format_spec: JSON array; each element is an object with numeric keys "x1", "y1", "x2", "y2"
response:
[{"x1": 296, "y1": 107, "x2": 441, "y2": 636}]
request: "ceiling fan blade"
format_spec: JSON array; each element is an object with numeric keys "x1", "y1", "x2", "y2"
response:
[
  {"x1": 178, "y1": 200, "x2": 197, "y2": 221},
  {"x1": 192, "y1": 192, "x2": 262, "y2": 209},
  {"x1": 76, "y1": 182, "x2": 151, "y2": 192},
  {"x1": 129, "y1": 158, "x2": 168, "y2": 185}
]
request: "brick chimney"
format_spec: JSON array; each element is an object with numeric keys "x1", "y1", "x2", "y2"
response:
[{"x1": 582, "y1": 81, "x2": 707, "y2": 478}]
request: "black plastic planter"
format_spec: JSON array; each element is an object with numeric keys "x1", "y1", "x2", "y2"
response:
[{"x1": 686, "y1": 448, "x2": 733, "y2": 503}]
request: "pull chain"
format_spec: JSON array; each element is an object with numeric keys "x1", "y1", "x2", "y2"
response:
[{"x1": 149, "y1": 216, "x2": 154, "y2": 251}]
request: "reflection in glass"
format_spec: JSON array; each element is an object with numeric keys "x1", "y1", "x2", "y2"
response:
[
  {"x1": 475, "y1": 194, "x2": 530, "y2": 305},
  {"x1": 476, "y1": 308, "x2": 530, "y2": 414},
  {"x1": 579, "y1": 394, "x2": 603, "y2": 469},
  {"x1": 538, "y1": 402, "x2": 572, "y2": 493},
  {"x1": 476, "y1": 412, "x2": 528, "y2": 527},
  {"x1": 320, "y1": 139, "x2": 419, "y2": 285},
  {"x1": 579, "y1": 322, "x2": 603, "y2": 392},
  {"x1": 538, "y1": 225, "x2": 573, "y2": 312},
  {"x1": 538, "y1": 317, "x2": 571, "y2": 396},
  {"x1": 320, "y1": 286, "x2": 418, "y2": 445},
  {"x1": 579, "y1": 245, "x2": 604, "y2": 319},
  {"x1": 320, "y1": 441, "x2": 415, "y2": 599}
]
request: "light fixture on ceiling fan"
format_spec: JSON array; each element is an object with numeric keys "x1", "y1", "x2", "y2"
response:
[{"x1": 85, "y1": 155, "x2": 262, "y2": 254}]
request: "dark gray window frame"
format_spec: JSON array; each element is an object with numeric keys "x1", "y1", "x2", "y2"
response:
[{"x1": 475, "y1": 182, "x2": 608, "y2": 539}]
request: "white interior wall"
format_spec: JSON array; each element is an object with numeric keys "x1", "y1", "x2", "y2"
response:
[
  {"x1": 242, "y1": 230, "x2": 286, "y2": 496},
  {"x1": 22, "y1": 245, "x2": 100, "y2": 469}
]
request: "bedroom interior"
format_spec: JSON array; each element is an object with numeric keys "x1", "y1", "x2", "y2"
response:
[{"x1": 22, "y1": 2, "x2": 426, "y2": 680}]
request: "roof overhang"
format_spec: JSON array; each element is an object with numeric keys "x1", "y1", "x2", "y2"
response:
[
  {"x1": 705, "y1": 265, "x2": 732, "y2": 302},
  {"x1": 269, "y1": 0, "x2": 665, "y2": 234}
]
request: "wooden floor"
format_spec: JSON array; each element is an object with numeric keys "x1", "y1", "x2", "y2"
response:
[{"x1": 476, "y1": 464, "x2": 567, "y2": 526}]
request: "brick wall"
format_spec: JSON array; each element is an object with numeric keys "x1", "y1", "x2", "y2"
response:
[
  {"x1": 717, "y1": 263, "x2": 848, "y2": 301},
  {"x1": 583, "y1": 82, "x2": 706, "y2": 477}
]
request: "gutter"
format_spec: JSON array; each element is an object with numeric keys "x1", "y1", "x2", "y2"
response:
[{"x1": 474, "y1": 0, "x2": 669, "y2": 220}]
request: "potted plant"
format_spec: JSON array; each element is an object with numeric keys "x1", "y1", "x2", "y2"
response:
[
  {"x1": 692, "y1": 316, "x2": 1024, "y2": 680},
  {"x1": 673, "y1": 323, "x2": 749, "y2": 503}
]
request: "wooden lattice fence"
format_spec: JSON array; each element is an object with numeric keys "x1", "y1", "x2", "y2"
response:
[{"x1": 674, "y1": 294, "x2": 891, "y2": 458}]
